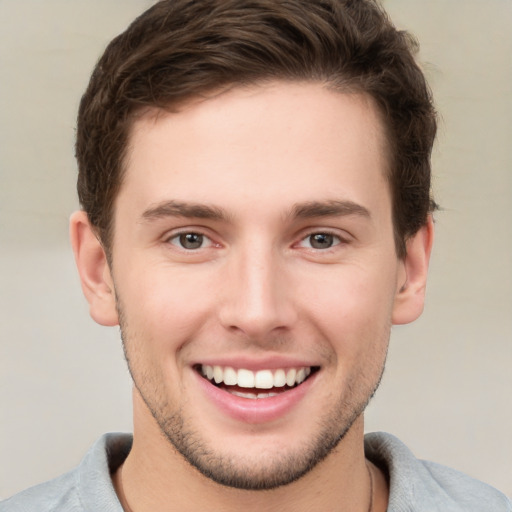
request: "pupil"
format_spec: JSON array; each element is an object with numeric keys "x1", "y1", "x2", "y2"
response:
[
  {"x1": 310, "y1": 233, "x2": 333, "y2": 249},
  {"x1": 180, "y1": 233, "x2": 203, "y2": 249}
]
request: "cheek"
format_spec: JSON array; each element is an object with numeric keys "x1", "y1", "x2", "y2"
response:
[
  {"x1": 297, "y1": 264, "x2": 397, "y2": 351},
  {"x1": 118, "y1": 264, "x2": 218, "y2": 349},
  {"x1": 302, "y1": 263, "x2": 397, "y2": 317}
]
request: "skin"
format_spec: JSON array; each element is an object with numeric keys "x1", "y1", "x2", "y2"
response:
[{"x1": 71, "y1": 81, "x2": 433, "y2": 512}]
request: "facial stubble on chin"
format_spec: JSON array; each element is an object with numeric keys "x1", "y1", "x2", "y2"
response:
[{"x1": 116, "y1": 302, "x2": 388, "y2": 491}]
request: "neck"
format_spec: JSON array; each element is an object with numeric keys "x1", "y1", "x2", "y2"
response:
[{"x1": 113, "y1": 393, "x2": 388, "y2": 512}]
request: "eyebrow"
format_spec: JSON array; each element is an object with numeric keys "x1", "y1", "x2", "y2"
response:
[
  {"x1": 141, "y1": 200, "x2": 229, "y2": 222},
  {"x1": 291, "y1": 200, "x2": 371, "y2": 220},
  {"x1": 140, "y1": 199, "x2": 370, "y2": 223}
]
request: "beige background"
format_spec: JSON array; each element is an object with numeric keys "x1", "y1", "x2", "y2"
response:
[{"x1": 0, "y1": 0, "x2": 511, "y2": 499}]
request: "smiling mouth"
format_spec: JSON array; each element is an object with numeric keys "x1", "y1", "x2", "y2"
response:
[{"x1": 196, "y1": 364, "x2": 319, "y2": 399}]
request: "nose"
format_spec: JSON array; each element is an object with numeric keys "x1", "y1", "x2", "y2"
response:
[{"x1": 218, "y1": 242, "x2": 297, "y2": 342}]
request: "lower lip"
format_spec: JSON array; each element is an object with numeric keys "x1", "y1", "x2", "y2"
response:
[{"x1": 194, "y1": 370, "x2": 317, "y2": 424}]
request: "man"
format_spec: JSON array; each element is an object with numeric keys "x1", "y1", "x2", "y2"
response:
[{"x1": 1, "y1": 0, "x2": 510, "y2": 511}]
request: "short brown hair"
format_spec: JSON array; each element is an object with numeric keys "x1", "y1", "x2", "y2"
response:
[{"x1": 76, "y1": 0, "x2": 437, "y2": 258}]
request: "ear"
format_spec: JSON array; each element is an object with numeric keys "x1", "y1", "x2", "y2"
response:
[
  {"x1": 392, "y1": 216, "x2": 434, "y2": 325},
  {"x1": 69, "y1": 211, "x2": 119, "y2": 326}
]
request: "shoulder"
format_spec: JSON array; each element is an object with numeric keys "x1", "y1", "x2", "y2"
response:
[
  {"x1": 0, "y1": 471, "x2": 80, "y2": 512},
  {"x1": 0, "y1": 433, "x2": 132, "y2": 512},
  {"x1": 365, "y1": 432, "x2": 512, "y2": 512}
]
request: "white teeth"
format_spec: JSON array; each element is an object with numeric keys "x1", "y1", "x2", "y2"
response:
[
  {"x1": 285, "y1": 368, "x2": 297, "y2": 386},
  {"x1": 254, "y1": 370, "x2": 274, "y2": 389},
  {"x1": 273, "y1": 369, "x2": 286, "y2": 387},
  {"x1": 200, "y1": 365, "x2": 314, "y2": 390},
  {"x1": 231, "y1": 391, "x2": 258, "y2": 399},
  {"x1": 231, "y1": 391, "x2": 281, "y2": 399},
  {"x1": 223, "y1": 367, "x2": 237, "y2": 385},
  {"x1": 213, "y1": 365, "x2": 223, "y2": 384},
  {"x1": 237, "y1": 368, "x2": 255, "y2": 388}
]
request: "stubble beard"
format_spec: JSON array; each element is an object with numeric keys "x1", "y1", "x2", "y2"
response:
[{"x1": 117, "y1": 307, "x2": 388, "y2": 491}]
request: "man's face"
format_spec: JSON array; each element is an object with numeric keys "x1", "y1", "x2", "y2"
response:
[{"x1": 107, "y1": 82, "x2": 410, "y2": 488}]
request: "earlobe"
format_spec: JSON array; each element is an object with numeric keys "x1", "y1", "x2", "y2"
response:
[
  {"x1": 69, "y1": 211, "x2": 119, "y2": 326},
  {"x1": 392, "y1": 216, "x2": 434, "y2": 325}
]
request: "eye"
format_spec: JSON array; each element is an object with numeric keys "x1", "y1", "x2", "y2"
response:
[
  {"x1": 168, "y1": 232, "x2": 213, "y2": 250},
  {"x1": 299, "y1": 232, "x2": 341, "y2": 250}
]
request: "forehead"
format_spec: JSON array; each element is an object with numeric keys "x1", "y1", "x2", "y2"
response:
[{"x1": 120, "y1": 82, "x2": 390, "y2": 219}]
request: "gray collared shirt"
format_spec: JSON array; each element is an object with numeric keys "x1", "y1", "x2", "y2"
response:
[{"x1": 1, "y1": 432, "x2": 510, "y2": 511}]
